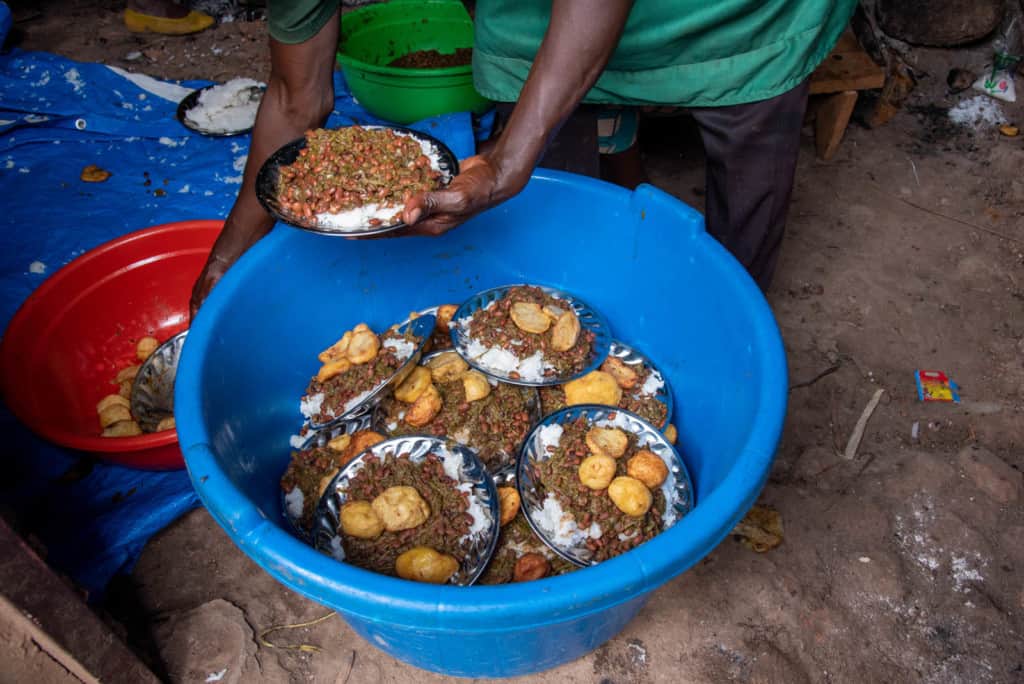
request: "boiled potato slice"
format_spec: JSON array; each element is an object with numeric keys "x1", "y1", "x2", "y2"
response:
[
  {"x1": 601, "y1": 356, "x2": 640, "y2": 390},
  {"x1": 550, "y1": 310, "x2": 580, "y2": 352},
  {"x1": 99, "y1": 404, "x2": 132, "y2": 428},
  {"x1": 435, "y1": 304, "x2": 458, "y2": 333},
  {"x1": 318, "y1": 331, "x2": 352, "y2": 364},
  {"x1": 96, "y1": 394, "x2": 130, "y2": 413},
  {"x1": 115, "y1": 365, "x2": 140, "y2": 383},
  {"x1": 404, "y1": 384, "x2": 442, "y2": 427},
  {"x1": 136, "y1": 336, "x2": 159, "y2": 361},
  {"x1": 156, "y1": 416, "x2": 176, "y2": 432},
  {"x1": 497, "y1": 487, "x2": 520, "y2": 526},
  {"x1": 118, "y1": 381, "x2": 133, "y2": 398},
  {"x1": 342, "y1": 430, "x2": 386, "y2": 463},
  {"x1": 510, "y1": 301, "x2": 551, "y2": 334},
  {"x1": 542, "y1": 304, "x2": 565, "y2": 320},
  {"x1": 563, "y1": 371, "x2": 622, "y2": 407},
  {"x1": 340, "y1": 501, "x2": 384, "y2": 539},
  {"x1": 608, "y1": 476, "x2": 653, "y2": 517},
  {"x1": 585, "y1": 426, "x2": 628, "y2": 458},
  {"x1": 578, "y1": 454, "x2": 616, "y2": 490},
  {"x1": 326, "y1": 433, "x2": 352, "y2": 453},
  {"x1": 102, "y1": 420, "x2": 143, "y2": 437},
  {"x1": 462, "y1": 370, "x2": 491, "y2": 402},
  {"x1": 316, "y1": 357, "x2": 351, "y2": 383},
  {"x1": 627, "y1": 449, "x2": 669, "y2": 488},
  {"x1": 372, "y1": 486, "x2": 431, "y2": 531},
  {"x1": 346, "y1": 328, "x2": 380, "y2": 364},
  {"x1": 395, "y1": 366, "x2": 432, "y2": 403},
  {"x1": 663, "y1": 424, "x2": 678, "y2": 444},
  {"x1": 426, "y1": 352, "x2": 468, "y2": 384},
  {"x1": 396, "y1": 547, "x2": 459, "y2": 584}
]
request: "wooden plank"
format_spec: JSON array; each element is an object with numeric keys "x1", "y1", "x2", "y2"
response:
[
  {"x1": 815, "y1": 90, "x2": 858, "y2": 161},
  {"x1": 810, "y1": 29, "x2": 885, "y2": 95}
]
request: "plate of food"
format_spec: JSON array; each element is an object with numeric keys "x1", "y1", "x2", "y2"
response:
[
  {"x1": 280, "y1": 415, "x2": 383, "y2": 540},
  {"x1": 539, "y1": 340, "x2": 675, "y2": 431},
  {"x1": 516, "y1": 405, "x2": 694, "y2": 567},
  {"x1": 450, "y1": 284, "x2": 612, "y2": 386},
  {"x1": 298, "y1": 314, "x2": 434, "y2": 429},
  {"x1": 175, "y1": 79, "x2": 265, "y2": 137},
  {"x1": 255, "y1": 125, "x2": 459, "y2": 236},
  {"x1": 476, "y1": 466, "x2": 578, "y2": 584},
  {"x1": 312, "y1": 435, "x2": 500, "y2": 586},
  {"x1": 374, "y1": 349, "x2": 541, "y2": 473}
]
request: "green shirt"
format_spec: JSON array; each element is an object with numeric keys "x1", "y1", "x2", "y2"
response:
[{"x1": 473, "y1": 0, "x2": 858, "y2": 107}]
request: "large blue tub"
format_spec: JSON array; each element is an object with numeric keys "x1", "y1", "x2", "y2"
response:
[{"x1": 175, "y1": 170, "x2": 787, "y2": 678}]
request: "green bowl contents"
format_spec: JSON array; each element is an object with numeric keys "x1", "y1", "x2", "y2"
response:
[{"x1": 337, "y1": 0, "x2": 491, "y2": 125}]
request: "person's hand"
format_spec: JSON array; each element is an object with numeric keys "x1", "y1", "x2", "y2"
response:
[
  {"x1": 189, "y1": 254, "x2": 234, "y2": 321},
  {"x1": 400, "y1": 154, "x2": 526, "y2": 237}
]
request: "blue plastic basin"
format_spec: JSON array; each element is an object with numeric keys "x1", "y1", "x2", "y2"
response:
[{"x1": 175, "y1": 170, "x2": 788, "y2": 678}]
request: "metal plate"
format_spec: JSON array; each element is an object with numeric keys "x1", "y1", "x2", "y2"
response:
[
  {"x1": 516, "y1": 405, "x2": 694, "y2": 567},
  {"x1": 306, "y1": 314, "x2": 435, "y2": 430},
  {"x1": 280, "y1": 413, "x2": 375, "y2": 543},
  {"x1": 450, "y1": 284, "x2": 612, "y2": 387},
  {"x1": 604, "y1": 340, "x2": 675, "y2": 429},
  {"x1": 255, "y1": 125, "x2": 459, "y2": 236},
  {"x1": 175, "y1": 83, "x2": 263, "y2": 137},
  {"x1": 372, "y1": 350, "x2": 542, "y2": 473},
  {"x1": 130, "y1": 331, "x2": 187, "y2": 433},
  {"x1": 312, "y1": 435, "x2": 500, "y2": 586}
]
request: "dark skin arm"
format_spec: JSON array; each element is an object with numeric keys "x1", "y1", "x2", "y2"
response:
[
  {"x1": 401, "y1": 0, "x2": 635, "y2": 236},
  {"x1": 189, "y1": 11, "x2": 339, "y2": 319}
]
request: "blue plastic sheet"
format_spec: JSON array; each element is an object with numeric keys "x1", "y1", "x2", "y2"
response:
[{"x1": 0, "y1": 46, "x2": 486, "y2": 599}]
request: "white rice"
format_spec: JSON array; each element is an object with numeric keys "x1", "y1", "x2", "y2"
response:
[
  {"x1": 640, "y1": 369, "x2": 664, "y2": 397},
  {"x1": 534, "y1": 494, "x2": 600, "y2": 548},
  {"x1": 458, "y1": 482, "x2": 492, "y2": 542},
  {"x1": 288, "y1": 433, "x2": 307, "y2": 449},
  {"x1": 537, "y1": 423, "x2": 564, "y2": 455},
  {"x1": 299, "y1": 392, "x2": 324, "y2": 419},
  {"x1": 184, "y1": 78, "x2": 263, "y2": 134},
  {"x1": 384, "y1": 338, "x2": 416, "y2": 361},
  {"x1": 464, "y1": 337, "x2": 553, "y2": 382},
  {"x1": 284, "y1": 487, "x2": 304, "y2": 519},
  {"x1": 441, "y1": 450, "x2": 463, "y2": 481},
  {"x1": 343, "y1": 388, "x2": 374, "y2": 414}
]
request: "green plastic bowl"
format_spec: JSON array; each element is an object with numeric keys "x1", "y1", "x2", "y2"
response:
[{"x1": 337, "y1": 0, "x2": 491, "y2": 125}]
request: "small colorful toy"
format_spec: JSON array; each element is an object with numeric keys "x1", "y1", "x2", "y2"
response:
[{"x1": 915, "y1": 370, "x2": 960, "y2": 403}]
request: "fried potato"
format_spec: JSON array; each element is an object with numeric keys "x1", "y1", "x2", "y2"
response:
[
  {"x1": 426, "y1": 351, "x2": 468, "y2": 383},
  {"x1": 563, "y1": 371, "x2": 622, "y2": 407},
  {"x1": 99, "y1": 404, "x2": 132, "y2": 428},
  {"x1": 608, "y1": 476, "x2": 653, "y2": 517},
  {"x1": 585, "y1": 426, "x2": 628, "y2": 459},
  {"x1": 156, "y1": 416, "x2": 176, "y2": 432},
  {"x1": 550, "y1": 310, "x2": 580, "y2": 352},
  {"x1": 353, "y1": 323, "x2": 371, "y2": 334},
  {"x1": 102, "y1": 420, "x2": 143, "y2": 437},
  {"x1": 513, "y1": 552, "x2": 550, "y2": 582},
  {"x1": 340, "y1": 501, "x2": 384, "y2": 539},
  {"x1": 395, "y1": 366, "x2": 432, "y2": 403},
  {"x1": 601, "y1": 356, "x2": 640, "y2": 390},
  {"x1": 395, "y1": 546, "x2": 459, "y2": 584},
  {"x1": 627, "y1": 450, "x2": 668, "y2": 488},
  {"x1": 342, "y1": 430, "x2": 386, "y2": 463},
  {"x1": 316, "y1": 357, "x2": 352, "y2": 383},
  {"x1": 578, "y1": 454, "x2": 617, "y2": 490},
  {"x1": 404, "y1": 383, "x2": 442, "y2": 427},
  {"x1": 80, "y1": 164, "x2": 111, "y2": 182},
  {"x1": 317, "y1": 471, "x2": 338, "y2": 499},
  {"x1": 115, "y1": 365, "x2": 140, "y2": 383},
  {"x1": 663, "y1": 424, "x2": 678, "y2": 444},
  {"x1": 542, "y1": 304, "x2": 565, "y2": 320},
  {"x1": 96, "y1": 394, "x2": 130, "y2": 413},
  {"x1": 136, "y1": 336, "x2": 159, "y2": 361},
  {"x1": 462, "y1": 370, "x2": 491, "y2": 402},
  {"x1": 435, "y1": 304, "x2": 458, "y2": 333},
  {"x1": 372, "y1": 486, "x2": 431, "y2": 532},
  {"x1": 497, "y1": 487, "x2": 521, "y2": 526},
  {"x1": 318, "y1": 331, "x2": 352, "y2": 364},
  {"x1": 346, "y1": 328, "x2": 381, "y2": 364},
  {"x1": 510, "y1": 301, "x2": 551, "y2": 334},
  {"x1": 326, "y1": 433, "x2": 352, "y2": 453},
  {"x1": 118, "y1": 381, "x2": 133, "y2": 398}
]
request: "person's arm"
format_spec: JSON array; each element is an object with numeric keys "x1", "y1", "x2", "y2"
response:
[
  {"x1": 190, "y1": 12, "x2": 340, "y2": 319},
  {"x1": 401, "y1": 0, "x2": 634, "y2": 236}
]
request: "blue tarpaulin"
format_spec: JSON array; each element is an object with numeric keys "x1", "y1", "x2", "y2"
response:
[{"x1": 0, "y1": 34, "x2": 486, "y2": 599}]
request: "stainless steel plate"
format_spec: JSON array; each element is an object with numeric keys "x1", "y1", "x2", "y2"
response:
[
  {"x1": 516, "y1": 405, "x2": 694, "y2": 567},
  {"x1": 312, "y1": 435, "x2": 500, "y2": 586},
  {"x1": 450, "y1": 284, "x2": 612, "y2": 387},
  {"x1": 130, "y1": 331, "x2": 187, "y2": 433}
]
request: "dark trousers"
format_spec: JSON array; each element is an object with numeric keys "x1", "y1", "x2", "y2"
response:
[{"x1": 517, "y1": 80, "x2": 810, "y2": 291}]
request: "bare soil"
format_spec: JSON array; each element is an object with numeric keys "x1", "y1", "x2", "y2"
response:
[{"x1": 9, "y1": 2, "x2": 1023, "y2": 682}]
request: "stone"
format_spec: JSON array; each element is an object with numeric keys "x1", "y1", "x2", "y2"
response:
[
  {"x1": 958, "y1": 445, "x2": 1021, "y2": 504},
  {"x1": 155, "y1": 599, "x2": 259, "y2": 684},
  {"x1": 877, "y1": 0, "x2": 1004, "y2": 47}
]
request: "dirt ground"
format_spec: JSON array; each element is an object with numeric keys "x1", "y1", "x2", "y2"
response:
[{"x1": 8, "y1": 2, "x2": 1024, "y2": 683}]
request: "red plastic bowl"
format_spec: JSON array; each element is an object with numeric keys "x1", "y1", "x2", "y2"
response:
[{"x1": 0, "y1": 220, "x2": 222, "y2": 470}]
